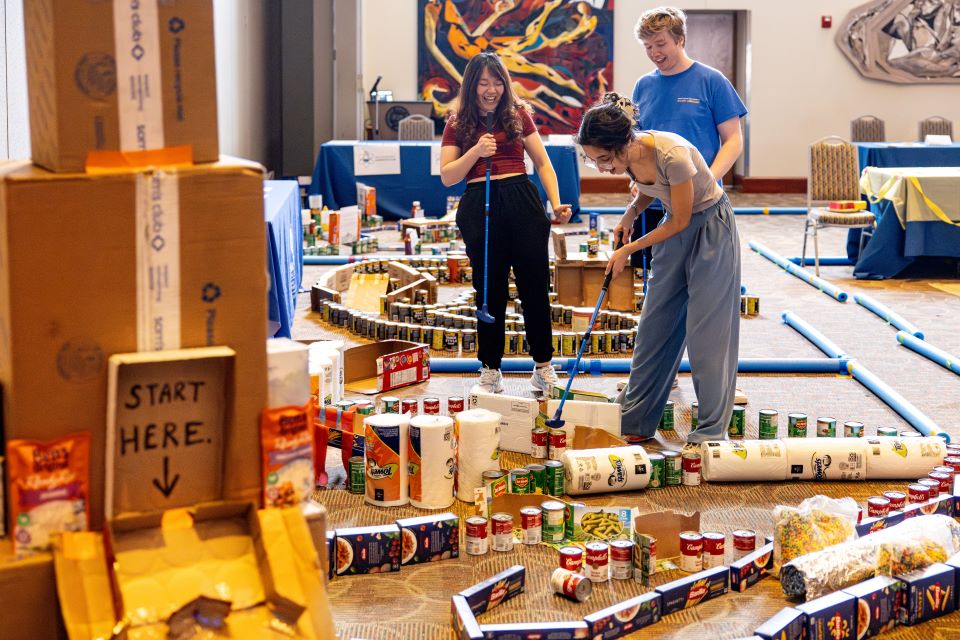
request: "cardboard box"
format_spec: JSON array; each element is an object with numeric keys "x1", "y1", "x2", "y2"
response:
[
  {"x1": 333, "y1": 524, "x2": 401, "y2": 576},
  {"x1": 0, "y1": 544, "x2": 67, "y2": 640},
  {"x1": 633, "y1": 510, "x2": 701, "y2": 560},
  {"x1": 329, "y1": 206, "x2": 361, "y2": 245},
  {"x1": 24, "y1": 0, "x2": 219, "y2": 172},
  {"x1": 655, "y1": 566, "x2": 728, "y2": 615},
  {"x1": 842, "y1": 575, "x2": 904, "y2": 638},
  {"x1": 452, "y1": 595, "x2": 484, "y2": 640},
  {"x1": 469, "y1": 391, "x2": 539, "y2": 454},
  {"x1": 897, "y1": 562, "x2": 956, "y2": 625},
  {"x1": 343, "y1": 340, "x2": 429, "y2": 394},
  {"x1": 730, "y1": 542, "x2": 774, "y2": 592},
  {"x1": 554, "y1": 255, "x2": 633, "y2": 312},
  {"x1": 754, "y1": 607, "x2": 804, "y2": 640},
  {"x1": 537, "y1": 399, "x2": 621, "y2": 438},
  {"x1": 478, "y1": 622, "x2": 589, "y2": 639},
  {"x1": 0, "y1": 159, "x2": 268, "y2": 527},
  {"x1": 583, "y1": 591, "x2": 661, "y2": 638},
  {"x1": 396, "y1": 513, "x2": 460, "y2": 565},
  {"x1": 459, "y1": 565, "x2": 525, "y2": 617},
  {"x1": 795, "y1": 591, "x2": 856, "y2": 640}
]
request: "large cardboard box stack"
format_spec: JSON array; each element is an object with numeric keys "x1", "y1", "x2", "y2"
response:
[
  {"x1": 24, "y1": 0, "x2": 219, "y2": 172},
  {"x1": 555, "y1": 253, "x2": 633, "y2": 311}
]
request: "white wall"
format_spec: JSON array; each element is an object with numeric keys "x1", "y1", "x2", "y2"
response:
[
  {"x1": 362, "y1": 0, "x2": 960, "y2": 176},
  {"x1": 2, "y1": 0, "x2": 30, "y2": 160}
]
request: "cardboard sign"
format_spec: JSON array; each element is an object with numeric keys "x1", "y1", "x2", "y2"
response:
[{"x1": 105, "y1": 347, "x2": 234, "y2": 517}]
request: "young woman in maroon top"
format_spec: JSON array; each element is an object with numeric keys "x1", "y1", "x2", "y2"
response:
[{"x1": 440, "y1": 52, "x2": 572, "y2": 394}]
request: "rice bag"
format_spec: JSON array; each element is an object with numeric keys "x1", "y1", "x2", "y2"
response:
[
  {"x1": 8, "y1": 432, "x2": 91, "y2": 556},
  {"x1": 261, "y1": 400, "x2": 315, "y2": 508},
  {"x1": 773, "y1": 494, "x2": 859, "y2": 572}
]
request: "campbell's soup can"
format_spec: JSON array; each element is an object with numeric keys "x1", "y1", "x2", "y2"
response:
[
  {"x1": 679, "y1": 532, "x2": 703, "y2": 573},
  {"x1": 531, "y1": 428, "x2": 549, "y2": 459},
  {"x1": 682, "y1": 451, "x2": 701, "y2": 486},
  {"x1": 933, "y1": 465, "x2": 956, "y2": 482},
  {"x1": 491, "y1": 513, "x2": 514, "y2": 552},
  {"x1": 542, "y1": 501, "x2": 566, "y2": 543},
  {"x1": 559, "y1": 545, "x2": 584, "y2": 572},
  {"x1": 908, "y1": 483, "x2": 932, "y2": 504},
  {"x1": 465, "y1": 516, "x2": 489, "y2": 556},
  {"x1": 551, "y1": 567, "x2": 592, "y2": 603},
  {"x1": 918, "y1": 478, "x2": 940, "y2": 496},
  {"x1": 702, "y1": 532, "x2": 726, "y2": 568},
  {"x1": 548, "y1": 428, "x2": 567, "y2": 460},
  {"x1": 610, "y1": 540, "x2": 634, "y2": 580},
  {"x1": 929, "y1": 472, "x2": 952, "y2": 494},
  {"x1": 448, "y1": 396, "x2": 465, "y2": 415},
  {"x1": 584, "y1": 542, "x2": 610, "y2": 583},
  {"x1": 944, "y1": 457, "x2": 960, "y2": 474},
  {"x1": 422, "y1": 397, "x2": 441, "y2": 415},
  {"x1": 867, "y1": 496, "x2": 891, "y2": 517},
  {"x1": 520, "y1": 507, "x2": 542, "y2": 545},
  {"x1": 732, "y1": 530, "x2": 756, "y2": 560},
  {"x1": 883, "y1": 490, "x2": 906, "y2": 510},
  {"x1": 401, "y1": 398, "x2": 419, "y2": 416}
]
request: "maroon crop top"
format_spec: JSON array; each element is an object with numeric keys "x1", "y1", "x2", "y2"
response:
[{"x1": 441, "y1": 109, "x2": 537, "y2": 181}]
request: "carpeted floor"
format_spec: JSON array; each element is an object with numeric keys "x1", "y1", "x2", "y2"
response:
[{"x1": 296, "y1": 192, "x2": 960, "y2": 639}]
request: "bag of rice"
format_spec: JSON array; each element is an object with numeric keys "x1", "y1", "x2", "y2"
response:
[
  {"x1": 8, "y1": 432, "x2": 91, "y2": 557},
  {"x1": 261, "y1": 400, "x2": 316, "y2": 508}
]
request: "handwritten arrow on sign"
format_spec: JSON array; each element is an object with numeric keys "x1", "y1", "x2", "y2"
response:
[{"x1": 152, "y1": 456, "x2": 181, "y2": 498}]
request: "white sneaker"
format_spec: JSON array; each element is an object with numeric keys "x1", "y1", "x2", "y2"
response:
[
  {"x1": 530, "y1": 365, "x2": 560, "y2": 395},
  {"x1": 477, "y1": 366, "x2": 504, "y2": 394}
]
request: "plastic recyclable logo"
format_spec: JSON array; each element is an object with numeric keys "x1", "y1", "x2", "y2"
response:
[
  {"x1": 202, "y1": 282, "x2": 221, "y2": 303},
  {"x1": 169, "y1": 17, "x2": 185, "y2": 33}
]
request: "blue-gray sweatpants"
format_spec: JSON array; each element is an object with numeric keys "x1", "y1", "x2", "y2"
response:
[{"x1": 617, "y1": 193, "x2": 741, "y2": 442}]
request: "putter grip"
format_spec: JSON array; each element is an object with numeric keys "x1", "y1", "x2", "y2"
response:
[{"x1": 485, "y1": 111, "x2": 494, "y2": 168}]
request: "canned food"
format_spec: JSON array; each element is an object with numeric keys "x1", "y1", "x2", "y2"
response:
[
  {"x1": 465, "y1": 516, "x2": 489, "y2": 555},
  {"x1": 647, "y1": 452, "x2": 665, "y2": 489},
  {"x1": 448, "y1": 396, "x2": 465, "y2": 414},
  {"x1": 482, "y1": 470, "x2": 506, "y2": 486},
  {"x1": 355, "y1": 402, "x2": 375, "y2": 416},
  {"x1": 551, "y1": 333, "x2": 561, "y2": 355},
  {"x1": 866, "y1": 496, "x2": 891, "y2": 517},
  {"x1": 816, "y1": 417, "x2": 837, "y2": 438},
  {"x1": 729, "y1": 406, "x2": 745, "y2": 439},
  {"x1": 491, "y1": 513, "x2": 514, "y2": 552},
  {"x1": 544, "y1": 461, "x2": 565, "y2": 497},
  {"x1": 504, "y1": 331, "x2": 519, "y2": 355},
  {"x1": 746, "y1": 295, "x2": 760, "y2": 316},
  {"x1": 702, "y1": 532, "x2": 725, "y2": 568},
  {"x1": 900, "y1": 431, "x2": 921, "y2": 438},
  {"x1": 587, "y1": 237, "x2": 599, "y2": 258},
  {"x1": 918, "y1": 478, "x2": 941, "y2": 496},
  {"x1": 558, "y1": 546, "x2": 584, "y2": 572},
  {"x1": 610, "y1": 540, "x2": 634, "y2": 580},
  {"x1": 945, "y1": 457, "x2": 960, "y2": 473},
  {"x1": 590, "y1": 331, "x2": 603, "y2": 355},
  {"x1": 348, "y1": 456, "x2": 365, "y2": 494},
  {"x1": 659, "y1": 400, "x2": 675, "y2": 431},
  {"x1": 445, "y1": 328, "x2": 461, "y2": 351},
  {"x1": 883, "y1": 490, "x2": 906, "y2": 510},
  {"x1": 787, "y1": 413, "x2": 808, "y2": 437},
  {"x1": 564, "y1": 502, "x2": 585, "y2": 541},
  {"x1": 732, "y1": 530, "x2": 756, "y2": 561},
  {"x1": 380, "y1": 396, "x2": 400, "y2": 413},
  {"x1": 682, "y1": 450, "x2": 701, "y2": 486},
  {"x1": 531, "y1": 428, "x2": 549, "y2": 459},
  {"x1": 525, "y1": 464, "x2": 546, "y2": 494},
  {"x1": 843, "y1": 421, "x2": 864, "y2": 438},
  {"x1": 552, "y1": 568, "x2": 592, "y2": 602},
  {"x1": 548, "y1": 428, "x2": 567, "y2": 460},
  {"x1": 520, "y1": 508, "x2": 542, "y2": 545},
  {"x1": 401, "y1": 398, "x2": 419, "y2": 416},
  {"x1": 662, "y1": 450, "x2": 681, "y2": 486},
  {"x1": 929, "y1": 472, "x2": 951, "y2": 494},
  {"x1": 690, "y1": 401, "x2": 699, "y2": 431},
  {"x1": 584, "y1": 542, "x2": 610, "y2": 583},
  {"x1": 462, "y1": 329, "x2": 477, "y2": 353},
  {"x1": 759, "y1": 409, "x2": 779, "y2": 439},
  {"x1": 510, "y1": 469, "x2": 531, "y2": 494},
  {"x1": 877, "y1": 426, "x2": 898, "y2": 437},
  {"x1": 679, "y1": 532, "x2": 703, "y2": 573},
  {"x1": 542, "y1": 501, "x2": 566, "y2": 543},
  {"x1": 423, "y1": 397, "x2": 440, "y2": 415},
  {"x1": 562, "y1": 306, "x2": 574, "y2": 325},
  {"x1": 560, "y1": 332, "x2": 574, "y2": 356},
  {"x1": 907, "y1": 483, "x2": 931, "y2": 504},
  {"x1": 432, "y1": 327, "x2": 446, "y2": 350}
]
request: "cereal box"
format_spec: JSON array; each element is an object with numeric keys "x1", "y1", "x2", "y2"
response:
[
  {"x1": 459, "y1": 565, "x2": 525, "y2": 617},
  {"x1": 260, "y1": 402, "x2": 315, "y2": 508},
  {"x1": 754, "y1": 607, "x2": 804, "y2": 640},
  {"x1": 655, "y1": 566, "x2": 728, "y2": 616},
  {"x1": 842, "y1": 575, "x2": 904, "y2": 638},
  {"x1": 896, "y1": 563, "x2": 956, "y2": 625},
  {"x1": 333, "y1": 524, "x2": 401, "y2": 575},
  {"x1": 795, "y1": 591, "x2": 856, "y2": 640},
  {"x1": 583, "y1": 591, "x2": 661, "y2": 637},
  {"x1": 396, "y1": 513, "x2": 460, "y2": 565}
]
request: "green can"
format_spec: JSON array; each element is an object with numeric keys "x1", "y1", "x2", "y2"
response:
[
  {"x1": 816, "y1": 417, "x2": 837, "y2": 437},
  {"x1": 525, "y1": 463, "x2": 546, "y2": 494},
  {"x1": 348, "y1": 456, "x2": 365, "y2": 494},
  {"x1": 788, "y1": 413, "x2": 808, "y2": 437},
  {"x1": 690, "y1": 401, "x2": 699, "y2": 431},
  {"x1": 380, "y1": 396, "x2": 400, "y2": 413},
  {"x1": 844, "y1": 421, "x2": 865, "y2": 438},
  {"x1": 759, "y1": 409, "x2": 779, "y2": 439},
  {"x1": 662, "y1": 450, "x2": 681, "y2": 486},
  {"x1": 354, "y1": 402, "x2": 375, "y2": 416},
  {"x1": 728, "y1": 406, "x2": 745, "y2": 439},
  {"x1": 510, "y1": 468, "x2": 531, "y2": 494},
  {"x1": 541, "y1": 501, "x2": 566, "y2": 543},
  {"x1": 564, "y1": 501, "x2": 585, "y2": 540},
  {"x1": 658, "y1": 401, "x2": 675, "y2": 431},
  {"x1": 878, "y1": 426, "x2": 898, "y2": 437},
  {"x1": 647, "y1": 452, "x2": 665, "y2": 488},
  {"x1": 544, "y1": 460, "x2": 565, "y2": 497}
]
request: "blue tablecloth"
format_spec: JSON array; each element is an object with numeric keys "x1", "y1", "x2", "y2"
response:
[
  {"x1": 264, "y1": 180, "x2": 303, "y2": 337},
  {"x1": 856, "y1": 142, "x2": 960, "y2": 170},
  {"x1": 310, "y1": 140, "x2": 581, "y2": 220}
]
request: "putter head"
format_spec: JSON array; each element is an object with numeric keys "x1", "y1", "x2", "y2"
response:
[
  {"x1": 476, "y1": 305, "x2": 495, "y2": 324},
  {"x1": 543, "y1": 417, "x2": 565, "y2": 430}
]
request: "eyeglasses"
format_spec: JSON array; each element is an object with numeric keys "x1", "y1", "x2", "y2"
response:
[{"x1": 581, "y1": 153, "x2": 614, "y2": 170}]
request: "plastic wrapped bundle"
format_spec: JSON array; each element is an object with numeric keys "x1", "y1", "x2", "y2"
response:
[
  {"x1": 780, "y1": 515, "x2": 960, "y2": 600},
  {"x1": 773, "y1": 495, "x2": 859, "y2": 573}
]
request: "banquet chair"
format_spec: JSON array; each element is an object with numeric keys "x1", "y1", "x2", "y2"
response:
[
  {"x1": 802, "y1": 136, "x2": 875, "y2": 276},
  {"x1": 398, "y1": 115, "x2": 435, "y2": 141},
  {"x1": 850, "y1": 115, "x2": 885, "y2": 142},
  {"x1": 919, "y1": 116, "x2": 953, "y2": 141}
]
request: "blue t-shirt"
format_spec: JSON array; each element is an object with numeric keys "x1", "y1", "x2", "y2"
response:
[{"x1": 631, "y1": 62, "x2": 747, "y2": 168}]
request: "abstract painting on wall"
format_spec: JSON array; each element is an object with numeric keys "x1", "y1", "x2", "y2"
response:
[
  {"x1": 418, "y1": 0, "x2": 615, "y2": 134},
  {"x1": 837, "y1": 0, "x2": 960, "y2": 83}
]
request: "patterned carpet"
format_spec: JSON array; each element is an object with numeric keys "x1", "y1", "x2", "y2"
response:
[{"x1": 296, "y1": 193, "x2": 960, "y2": 639}]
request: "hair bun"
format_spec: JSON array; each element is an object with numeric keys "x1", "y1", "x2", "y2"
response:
[{"x1": 601, "y1": 92, "x2": 623, "y2": 105}]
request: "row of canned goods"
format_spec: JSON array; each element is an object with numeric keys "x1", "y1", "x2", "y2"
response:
[
  {"x1": 550, "y1": 329, "x2": 636, "y2": 356},
  {"x1": 373, "y1": 395, "x2": 465, "y2": 416},
  {"x1": 740, "y1": 295, "x2": 760, "y2": 316},
  {"x1": 464, "y1": 500, "x2": 568, "y2": 555},
  {"x1": 548, "y1": 305, "x2": 639, "y2": 331},
  {"x1": 679, "y1": 529, "x2": 757, "y2": 573},
  {"x1": 863, "y1": 463, "x2": 959, "y2": 517},
  {"x1": 483, "y1": 463, "x2": 566, "y2": 497},
  {"x1": 667, "y1": 403, "x2": 878, "y2": 440}
]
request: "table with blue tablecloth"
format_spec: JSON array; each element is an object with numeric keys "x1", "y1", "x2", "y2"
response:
[
  {"x1": 853, "y1": 166, "x2": 960, "y2": 279},
  {"x1": 264, "y1": 180, "x2": 303, "y2": 337},
  {"x1": 310, "y1": 140, "x2": 581, "y2": 219}
]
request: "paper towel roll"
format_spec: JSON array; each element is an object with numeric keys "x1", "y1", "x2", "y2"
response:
[
  {"x1": 863, "y1": 436, "x2": 946, "y2": 480},
  {"x1": 454, "y1": 408, "x2": 501, "y2": 502},
  {"x1": 309, "y1": 341, "x2": 343, "y2": 404},
  {"x1": 700, "y1": 440, "x2": 789, "y2": 481},
  {"x1": 364, "y1": 413, "x2": 409, "y2": 507},
  {"x1": 562, "y1": 446, "x2": 652, "y2": 495},
  {"x1": 409, "y1": 415, "x2": 455, "y2": 509},
  {"x1": 784, "y1": 437, "x2": 868, "y2": 481}
]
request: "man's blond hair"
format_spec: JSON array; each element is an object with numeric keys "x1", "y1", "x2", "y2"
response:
[{"x1": 635, "y1": 6, "x2": 687, "y2": 45}]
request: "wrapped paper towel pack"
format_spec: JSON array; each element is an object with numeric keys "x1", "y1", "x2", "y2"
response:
[
  {"x1": 454, "y1": 408, "x2": 501, "y2": 502},
  {"x1": 408, "y1": 415, "x2": 455, "y2": 510}
]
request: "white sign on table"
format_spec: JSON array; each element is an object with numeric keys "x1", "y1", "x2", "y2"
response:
[
  {"x1": 430, "y1": 143, "x2": 442, "y2": 176},
  {"x1": 354, "y1": 143, "x2": 401, "y2": 176}
]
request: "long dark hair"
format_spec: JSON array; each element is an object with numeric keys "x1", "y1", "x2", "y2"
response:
[
  {"x1": 453, "y1": 52, "x2": 527, "y2": 150},
  {"x1": 574, "y1": 92, "x2": 636, "y2": 154}
]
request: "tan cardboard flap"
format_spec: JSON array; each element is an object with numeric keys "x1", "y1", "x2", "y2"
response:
[
  {"x1": 633, "y1": 510, "x2": 701, "y2": 558},
  {"x1": 571, "y1": 425, "x2": 627, "y2": 449},
  {"x1": 551, "y1": 228, "x2": 568, "y2": 260},
  {"x1": 52, "y1": 532, "x2": 116, "y2": 640}
]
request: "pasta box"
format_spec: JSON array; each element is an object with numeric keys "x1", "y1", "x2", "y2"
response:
[
  {"x1": 344, "y1": 340, "x2": 429, "y2": 394},
  {"x1": 946, "y1": 552, "x2": 960, "y2": 609},
  {"x1": 842, "y1": 575, "x2": 904, "y2": 638},
  {"x1": 396, "y1": 513, "x2": 460, "y2": 565},
  {"x1": 896, "y1": 562, "x2": 956, "y2": 625},
  {"x1": 856, "y1": 511, "x2": 904, "y2": 537},
  {"x1": 478, "y1": 622, "x2": 589, "y2": 639},
  {"x1": 583, "y1": 591, "x2": 661, "y2": 638},
  {"x1": 754, "y1": 607, "x2": 804, "y2": 640},
  {"x1": 333, "y1": 524, "x2": 401, "y2": 576},
  {"x1": 451, "y1": 596, "x2": 484, "y2": 640},
  {"x1": 655, "y1": 566, "x2": 728, "y2": 616},
  {"x1": 325, "y1": 531, "x2": 336, "y2": 580},
  {"x1": 730, "y1": 542, "x2": 774, "y2": 592},
  {"x1": 459, "y1": 565, "x2": 525, "y2": 617},
  {"x1": 795, "y1": 591, "x2": 856, "y2": 640}
]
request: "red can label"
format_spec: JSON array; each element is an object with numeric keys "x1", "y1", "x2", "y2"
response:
[
  {"x1": 549, "y1": 430, "x2": 567, "y2": 449},
  {"x1": 702, "y1": 532, "x2": 725, "y2": 556},
  {"x1": 423, "y1": 398, "x2": 440, "y2": 415},
  {"x1": 929, "y1": 472, "x2": 951, "y2": 494},
  {"x1": 944, "y1": 457, "x2": 960, "y2": 473},
  {"x1": 559, "y1": 546, "x2": 583, "y2": 572},
  {"x1": 867, "y1": 496, "x2": 891, "y2": 517},
  {"x1": 448, "y1": 397, "x2": 464, "y2": 414},
  {"x1": 883, "y1": 491, "x2": 906, "y2": 509},
  {"x1": 732, "y1": 530, "x2": 756, "y2": 551},
  {"x1": 520, "y1": 509, "x2": 542, "y2": 529},
  {"x1": 492, "y1": 515, "x2": 513, "y2": 535},
  {"x1": 679, "y1": 532, "x2": 703, "y2": 573},
  {"x1": 584, "y1": 542, "x2": 609, "y2": 582},
  {"x1": 610, "y1": 540, "x2": 633, "y2": 562},
  {"x1": 401, "y1": 399, "x2": 419, "y2": 415},
  {"x1": 466, "y1": 517, "x2": 488, "y2": 540},
  {"x1": 907, "y1": 483, "x2": 931, "y2": 504}
]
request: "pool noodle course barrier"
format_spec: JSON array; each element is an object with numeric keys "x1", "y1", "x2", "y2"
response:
[
  {"x1": 897, "y1": 331, "x2": 959, "y2": 377},
  {"x1": 749, "y1": 241, "x2": 849, "y2": 302},
  {"x1": 786, "y1": 256, "x2": 854, "y2": 266},
  {"x1": 854, "y1": 294, "x2": 924, "y2": 339},
  {"x1": 428, "y1": 357, "x2": 849, "y2": 376},
  {"x1": 583, "y1": 206, "x2": 806, "y2": 215}
]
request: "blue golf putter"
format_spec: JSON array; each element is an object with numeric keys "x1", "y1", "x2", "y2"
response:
[{"x1": 476, "y1": 110, "x2": 496, "y2": 324}]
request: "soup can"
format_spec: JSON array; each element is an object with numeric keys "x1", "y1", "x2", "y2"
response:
[
  {"x1": 882, "y1": 490, "x2": 906, "y2": 510},
  {"x1": 866, "y1": 496, "x2": 891, "y2": 517},
  {"x1": 531, "y1": 428, "x2": 549, "y2": 459},
  {"x1": 465, "y1": 516, "x2": 489, "y2": 556},
  {"x1": 558, "y1": 546, "x2": 584, "y2": 572},
  {"x1": 520, "y1": 508, "x2": 542, "y2": 545},
  {"x1": 610, "y1": 540, "x2": 634, "y2": 580},
  {"x1": 548, "y1": 428, "x2": 567, "y2": 460},
  {"x1": 732, "y1": 530, "x2": 756, "y2": 561},
  {"x1": 552, "y1": 568, "x2": 592, "y2": 602},
  {"x1": 702, "y1": 532, "x2": 725, "y2": 568},
  {"x1": 679, "y1": 532, "x2": 703, "y2": 573},
  {"x1": 584, "y1": 542, "x2": 610, "y2": 583},
  {"x1": 682, "y1": 450, "x2": 701, "y2": 486},
  {"x1": 491, "y1": 513, "x2": 514, "y2": 552}
]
